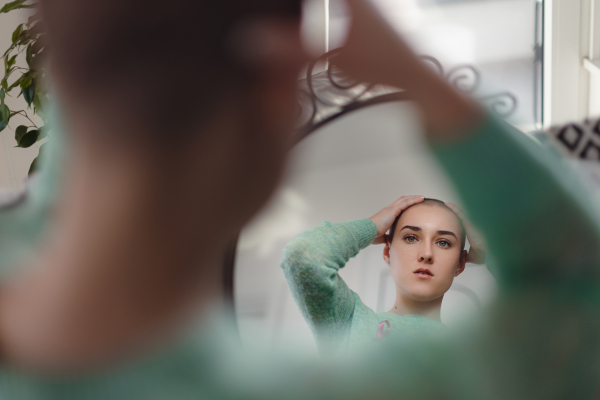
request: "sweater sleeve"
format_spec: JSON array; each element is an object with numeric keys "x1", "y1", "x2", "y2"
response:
[
  {"x1": 280, "y1": 219, "x2": 377, "y2": 351},
  {"x1": 419, "y1": 114, "x2": 600, "y2": 399},
  {"x1": 338, "y1": 115, "x2": 600, "y2": 400},
  {"x1": 431, "y1": 115, "x2": 600, "y2": 288}
]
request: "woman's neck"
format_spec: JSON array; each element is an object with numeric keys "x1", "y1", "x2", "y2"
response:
[{"x1": 388, "y1": 291, "x2": 443, "y2": 322}]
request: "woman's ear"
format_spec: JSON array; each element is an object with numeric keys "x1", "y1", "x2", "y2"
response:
[
  {"x1": 455, "y1": 249, "x2": 467, "y2": 276},
  {"x1": 383, "y1": 241, "x2": 391, "y2": 266}
]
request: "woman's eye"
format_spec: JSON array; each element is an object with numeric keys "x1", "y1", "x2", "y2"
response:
[
  {"x1": 438, "y1": 240, "x2": 451, "y2": 248},
  {"x1": 404, "y1": 236, "x2": 417, "y2": 243}
]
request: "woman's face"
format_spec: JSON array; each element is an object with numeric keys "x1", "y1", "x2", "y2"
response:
[{"x1": 384, "y1": 204, "x2": 466, "y2": 302}]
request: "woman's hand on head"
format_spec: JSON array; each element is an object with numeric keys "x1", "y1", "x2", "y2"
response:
[
  {"x1": 369, "y1": 195, "x2": 425, "y2": 245},
  {"x1": 445, "y1": 202, "x2": 488, "y2": 264}
]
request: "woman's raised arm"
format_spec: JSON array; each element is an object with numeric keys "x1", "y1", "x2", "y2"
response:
[
  {"x1": 281, "y1": 196, "x2": 424, "y2": 352},
  {"x1": 281, "y1": 219, "x2": 375, "y2": 352}
]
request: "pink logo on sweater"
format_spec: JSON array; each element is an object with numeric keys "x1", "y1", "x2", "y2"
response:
[{"x1": 374, "y1": 320, "x2": 390, "y2": 341}]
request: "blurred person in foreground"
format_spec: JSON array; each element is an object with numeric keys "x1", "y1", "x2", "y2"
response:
[{"x1": 0, "y1": 0, "x2": 598, "y2": 399}]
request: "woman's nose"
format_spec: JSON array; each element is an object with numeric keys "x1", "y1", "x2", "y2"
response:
[{"x1": 418, "y1": 246, "x2": 433, "y2": 263}]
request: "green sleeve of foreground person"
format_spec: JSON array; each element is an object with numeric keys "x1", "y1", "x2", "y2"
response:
[
  {"x1": 386, "y1": 113, "x2": 600, "y2": 399},
  {"x1": 281, "y1": 112, "x2": 600, "y2": 399},
  {"x1": 433, "y1": 116, "x2": 600, "y2": 289},
  {"x1": 1, "y1": 113, "x2": 600, "y2": 398}
]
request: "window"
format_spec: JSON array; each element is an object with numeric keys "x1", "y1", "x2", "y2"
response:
[{"x1": 305, "y1": 0, "x2": 544, "y2": 131}]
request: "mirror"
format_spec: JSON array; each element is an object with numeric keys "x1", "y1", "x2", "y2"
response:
[
  {"x1": 231, "y1": 0, "x2": 535, "y2": 352},
  {"x1": 233, "y1": 83, "x2": 503, "y2": 352}
]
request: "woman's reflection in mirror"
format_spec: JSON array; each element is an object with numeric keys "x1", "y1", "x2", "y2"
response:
[{"x1": 281, "y1": 195, "x2": 487, "y2": 354}]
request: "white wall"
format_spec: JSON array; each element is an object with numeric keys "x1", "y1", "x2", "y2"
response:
[{"x1": 0, "y1": 8, "x2": 41, "y2": 190}]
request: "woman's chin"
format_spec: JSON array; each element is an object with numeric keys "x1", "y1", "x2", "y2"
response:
[{"x1": 406, "y1": 289, "x2": 443, "y2": 302}]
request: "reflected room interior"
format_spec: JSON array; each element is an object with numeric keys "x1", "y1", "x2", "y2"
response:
[{"x1": 230, "y1": 0, "x2": 537, "y2": 353}]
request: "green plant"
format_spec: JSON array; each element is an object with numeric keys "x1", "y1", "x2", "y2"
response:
[{"x1": 1, "y1": 0, "x2": 47, "y2": 175}]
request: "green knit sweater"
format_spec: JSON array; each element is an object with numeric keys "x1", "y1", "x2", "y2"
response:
[
  {"x1": 1, "y1": 110, "x2": 600, "y2": 399},
  {"x1": 281, "y1": 219, "x2": 445, "y2": 354}
]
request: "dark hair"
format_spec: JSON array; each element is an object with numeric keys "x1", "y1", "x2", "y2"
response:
[
  {"x1": 40, "y1": 0, "x2": 302, "y2": 141},
  {"x1": 388, "y1": 198, "x2": 466, "y2": 250}
]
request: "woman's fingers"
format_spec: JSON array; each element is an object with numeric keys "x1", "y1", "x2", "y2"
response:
[
  {"x1": 386, "y1": 196, "x2": 425, "y2": 227},
  {"x1": 369, "y1": 195, "x2": 425, "y2": 241},
  {"x1": 393, "y1": 195, "x2": 426, "y2": 213}
]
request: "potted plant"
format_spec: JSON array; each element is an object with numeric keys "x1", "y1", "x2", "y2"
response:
[{"x1": 1, "y1": 0, "x2": 47, "y2": 175}]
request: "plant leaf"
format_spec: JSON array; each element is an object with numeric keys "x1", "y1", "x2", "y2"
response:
[
  {"x1": 0, "y1": 0, "x2": 26, "y2": 13},
  {"x1": 25, "y1": 43, "x2": 33, "y2": 66},
  {"x1": 17, "y1": 32, "x2": 30, "y2": 46},
  {"x1": 28, "y1": 142, "x2": 45, "y2": 176},
  {"x1": 0, "y1": 104, "x2": 9, "y2": 123},
  {"x1": 0, "y1": 87, "x2": 4, "y2": 102},
  {"x1": 16, "y1": 129, "x2": 38, "y2": 148},
  {"x1": 14, "y1": 125, "x2": 27, "y2": 142},
  {"x1": 11, "y1": 24, "x2": 23, "y2": 43},
  {"x1": 4, "y1": 67, "x2": 15, "y2": 79},
  {"x1": 2, "y1": 41, "x2": 17, "y2": 59},
  {"x1": 0, "y1": 120, "x2": 6, "y2": 133},
  {"x1": 6, "y1": 54, "x2": 17, "y2": 72},
  {"x1": 3, "y1": 53, "x2": 15, "y2": 74},
  {"x1": 20, "y1": 72, "x2": 34, "y2": 88},
  {"x1": 22, "y1": 83, "x2": 34, "y2": 106}
]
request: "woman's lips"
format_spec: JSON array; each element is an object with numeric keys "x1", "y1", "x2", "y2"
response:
[
  {"x1": 414, "y1": 272, "x2": 433, "y2": 279},
  {"x1": 413, "y1": 268, "x2": 433, "y2": 279}
]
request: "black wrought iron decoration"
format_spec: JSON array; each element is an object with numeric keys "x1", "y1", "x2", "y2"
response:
[{"x1": 295, "y1": 49, "x2": 518, "y2": 141}]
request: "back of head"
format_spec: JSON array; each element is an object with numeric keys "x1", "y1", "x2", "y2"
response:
[
  {"x1": 389, "y1": 198, "x2": 466, "y2": 250},
  {"x1": 39, "y1": 0, "x2": 302, "y2": 143}
]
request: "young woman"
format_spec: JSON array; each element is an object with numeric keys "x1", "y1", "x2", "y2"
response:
[
  {"x1": 0, "y1": 0, "x2": 598, "y2": 397},
  {"x1": 281, "y1": 195, "x2": 487, "y2": 354}
]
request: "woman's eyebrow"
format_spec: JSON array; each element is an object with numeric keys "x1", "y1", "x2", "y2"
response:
[
  {"x1": 438, "y1": 230, "x2": 458, "y2": 239},
  {"x1": 400, "y1": 225, "x2": 421, "y2": 232},
  {"x1": 401, "y1": 225, "x2": 458, "y2": 239}
]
